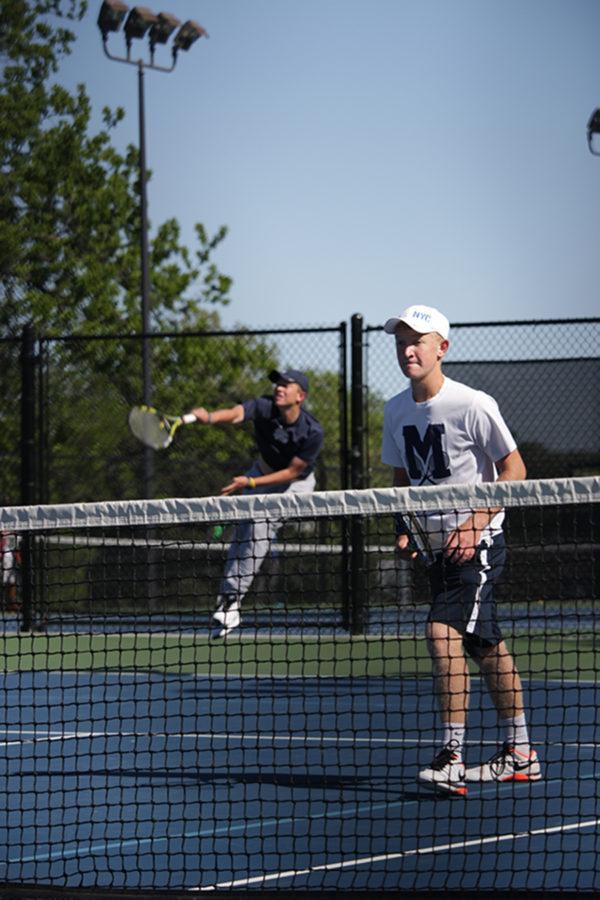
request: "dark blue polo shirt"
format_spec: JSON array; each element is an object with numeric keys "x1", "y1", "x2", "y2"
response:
[{"x1": 242, "y1": 396, "x2": 324, "y2": 478}]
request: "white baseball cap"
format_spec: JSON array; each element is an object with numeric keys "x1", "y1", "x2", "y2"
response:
[{"x1": 384, "y1": 305, "x2": 450, "y2": 340}]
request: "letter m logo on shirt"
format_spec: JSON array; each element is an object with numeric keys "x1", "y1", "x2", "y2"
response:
[{"x1": 402, "y1": 424, "x2": 451, "y2": 483}]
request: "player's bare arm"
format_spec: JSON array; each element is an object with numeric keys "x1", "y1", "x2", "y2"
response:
[
  {"x1": 191, "y1": 404, "x2": 245, "y2": 425},
  {"x1": 221, "y1": 455, "x2": 309, "y2": 496},
  {"x1": 495, "y1": 448, "x2": 527, "y2": 483}
]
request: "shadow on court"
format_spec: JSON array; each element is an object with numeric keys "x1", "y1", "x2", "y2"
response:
[{"x1": 1, "y1": 671, "x2": 599, "y2": 891}]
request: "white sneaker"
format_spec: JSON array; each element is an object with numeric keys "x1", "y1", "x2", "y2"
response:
[
  {"x1": 211, "y1": 594, "x2": 241, "y2": 639},
  {"x1": 418, "y1": 742, "x2": 467, "y2": 796},
  {"x1": 465, "y1": 743, "x2": 542, "y2": 783}
]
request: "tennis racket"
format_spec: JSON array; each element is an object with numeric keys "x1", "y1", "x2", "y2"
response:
[
  {"x1": 397, "y1": 511, "x2": 436, "y2": 566},
  {"x1": 128, "y1": 405, "x2": 197, "y2": 450}
]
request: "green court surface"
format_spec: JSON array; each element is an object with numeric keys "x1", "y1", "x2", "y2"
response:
[{"x1": 1, "y1": 631, "x2": 596, "y2": 680}]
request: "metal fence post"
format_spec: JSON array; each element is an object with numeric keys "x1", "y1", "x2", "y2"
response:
[
  {"x1": 338, "y1": 321, "x2": 351, "y2": 630},
  {"x1": 346, "y1": 314, "x2": 367, "y2": 634},
  {"x1": 20, "y1": 323, "x2": 37, "y2": 632},
  {"x1": 350, "y1": 314, "x2": 366, "y2": 490},
  {"x1": 338, "y1": 321, "x2": 349, "y2": 490}
]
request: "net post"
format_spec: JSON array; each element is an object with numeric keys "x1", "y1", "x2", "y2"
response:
[
  {"x1": 20, "y1": 322, "x2": 37, "y2": 632},
  {"x1": 347, "y1": 313, "x2": 367, "y2": 634}
]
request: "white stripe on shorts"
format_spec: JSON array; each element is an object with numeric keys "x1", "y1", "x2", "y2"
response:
[{"x1": 465, "y1": 541, "x2": 491, "y2": 635}]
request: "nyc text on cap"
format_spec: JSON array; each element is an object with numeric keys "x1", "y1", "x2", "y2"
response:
[{"x1": 383, "y1": 305, "x2": 450, "y2": 340}]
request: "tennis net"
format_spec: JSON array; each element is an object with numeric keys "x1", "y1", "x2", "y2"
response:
[{"x1": 0, "y1": 475, "x2": 598, "y2": 893}]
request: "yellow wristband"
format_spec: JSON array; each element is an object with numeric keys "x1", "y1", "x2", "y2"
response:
[{"x1": 248, "y1": 477, "x2": 256, "y2": 489}]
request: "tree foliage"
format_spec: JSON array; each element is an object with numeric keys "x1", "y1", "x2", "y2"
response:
[{"x1": 0, "y1": 0, "x2": 235, "y2": 335}]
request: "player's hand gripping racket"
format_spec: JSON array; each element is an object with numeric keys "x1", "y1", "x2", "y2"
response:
[
  {"x1": 396, "y1": 512, "x2": 436, "y2": 566},
  {"x1": 128, "y1": 405, "x2": 197, "y2": 450}
]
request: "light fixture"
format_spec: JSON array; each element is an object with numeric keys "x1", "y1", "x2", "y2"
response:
[
  {"x1": 173, "y1": 20, "x2": 208, "y2": 52},
  {"x1": 149, "y1": 12, "x2": 180, "y2": 45},
  {"x1": 97, "y1": 0, "x2": 129, "y2": 36},
  {"x1": 587, "y1": 108, "x2": 600, "y2": 156},
  {"x1": 124, "y1": 6, "x2": 158, "y2": 42}
]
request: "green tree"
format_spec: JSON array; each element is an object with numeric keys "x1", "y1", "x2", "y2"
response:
[{"x1": 0, "y1": 0, "x2": 232, "y2": 333}]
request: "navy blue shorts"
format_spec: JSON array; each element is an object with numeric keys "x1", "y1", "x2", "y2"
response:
[{"x1": 426, "y1": 533, "x2": 506, "y2": 653}]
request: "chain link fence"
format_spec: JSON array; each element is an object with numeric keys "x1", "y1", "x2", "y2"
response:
[
  {"x1": 1, "y1": 317, "x2": 598, "y2": 507},
  {"x1": 35, "y1": 325, "x2": 347, "y2": 504}
]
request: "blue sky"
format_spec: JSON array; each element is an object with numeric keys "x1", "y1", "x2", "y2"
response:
[{"x1": 57, "y1": 0, "x2": 600, "y2": 330}]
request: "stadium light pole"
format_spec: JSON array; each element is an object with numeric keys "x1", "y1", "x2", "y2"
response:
[
  {"x1": 97, "y1": 1, "x2": 208, "y2": 497},
  {"x1": 587, "y1": 108, "x2": 600, "y2": 156}
]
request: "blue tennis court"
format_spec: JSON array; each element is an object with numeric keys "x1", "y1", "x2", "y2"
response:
[{"x1": 1, "y1": 661, "x2": 599, "y2": 892}]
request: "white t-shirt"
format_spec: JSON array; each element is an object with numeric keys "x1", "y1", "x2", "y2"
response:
[{"x1": 381, "y1": 377, "x2": 517, "y2": 550}]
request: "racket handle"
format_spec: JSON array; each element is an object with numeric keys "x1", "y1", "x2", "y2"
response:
[{"x1": 181, "y1": 413, "x2": 197, "y2": 425}]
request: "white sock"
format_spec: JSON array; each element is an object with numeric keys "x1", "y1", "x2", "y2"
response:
[
  {"x1": 502, "y1": 714, "x2": 530, "y2": 754},
  {"x1": 442, "y1": 722, "x2": 465, "y2": 757}
]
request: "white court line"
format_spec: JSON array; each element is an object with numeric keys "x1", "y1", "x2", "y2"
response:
[
  {"x1": 0, "y1": 730, "x2": 481, "y2": 749},
  {"x1": 0, "y1": 729, "x2": 408, "y2": 746},
  {"x1": 2, "y1": 727, "x2": 600, "y2": 751},
  {"x1": 195, "y1": 817, "x2": 600, "y2": 891}
]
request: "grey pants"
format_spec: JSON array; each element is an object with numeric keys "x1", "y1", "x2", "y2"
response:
[{"x1": 219, "y1": 463, "x2": 316, "y2": 600}]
